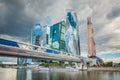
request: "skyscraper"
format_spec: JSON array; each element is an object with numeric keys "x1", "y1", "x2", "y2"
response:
[
  {"x1": 50, "y1": 21, "x2": 66, "y2": 52},
  {"x1": 87, "y1": 17, "x2": 96, "y2": 57},
  {"x1": 31, "y1": 23, "x2": 42, "y2": 62},
  {"x1": 34, "y1": 23, "x2": 42, "y2": 46},
  {"x1": 65, "y1": 10, "x2": 81, "y2": 56}
]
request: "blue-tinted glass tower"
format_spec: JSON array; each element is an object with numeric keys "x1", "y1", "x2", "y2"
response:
[{"x1": 50, "y1": 21, "x2": 66, "y2": 52}]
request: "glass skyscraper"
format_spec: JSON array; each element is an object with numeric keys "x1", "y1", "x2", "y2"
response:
[{"x1": 50, "y1": 21, "x2": 66, "y2": 52}]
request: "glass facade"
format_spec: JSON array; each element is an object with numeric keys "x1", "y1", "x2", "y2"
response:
[
  {"x1": 31, "y1": 23, "x2": 42, "y2": 62},
  {"x1": 50, "y1": 21, "x2": 66, "y2": 52},
  {"x1": 65, "y1": 11, "x2": 81, "y2": 56}
]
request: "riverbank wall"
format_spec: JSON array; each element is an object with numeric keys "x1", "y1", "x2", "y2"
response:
[{"x1": 88, "y1": 67, "x2": 120, "y2": 71}]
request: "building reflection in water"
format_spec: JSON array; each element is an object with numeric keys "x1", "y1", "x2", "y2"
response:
[
  {"x1": 0, "y1": 68, "x2": 120, "y2": 80},
  {"x1": 0, "y1": 68, "x2": 17, "y2": 80},
  {"x1": 32, "y1": 70, "x2": 50, "y2": 80},
  {"x1": 17, "y1": 69, "x2": 27, "y2": 80}
]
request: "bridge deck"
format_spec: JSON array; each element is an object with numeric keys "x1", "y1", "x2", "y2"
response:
[{"x1": 0, "y1": 45, "x2": 81, "y2": 62}]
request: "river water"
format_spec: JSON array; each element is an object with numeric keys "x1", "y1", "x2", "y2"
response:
[{"x1": 0, "y1": 68, "x2": 120, "y2": 80}]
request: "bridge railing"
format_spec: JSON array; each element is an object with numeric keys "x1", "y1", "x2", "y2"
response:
[{"x1": 0, "y1": 38, "x2": 80, "y2": 59}]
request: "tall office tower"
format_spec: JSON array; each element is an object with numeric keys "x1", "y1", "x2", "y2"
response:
[
  {"x1": 30, "y1": 23, "x2": 42, "y2": 49},
  {"x1": 87, "y1": 17, "x2": 96, "y2": 57},
  {"x1": 41, "y1": 25, "x2": 49, "y2": 47},
  {"x1": 50, "y1": 21, "x2": 66, "y2": 53},
  {"x1": 65, "y1": 10, "x2": 81, "y2": 56},
  {"x1": 42, "y1": 16, "x2": 51, "y2": 47},
  {"x1": 34, "y1": 23, "x2": 42, "y2": 46},
  {"x1": 31, "y1": 23, "x2": 42, "y2": 62}
]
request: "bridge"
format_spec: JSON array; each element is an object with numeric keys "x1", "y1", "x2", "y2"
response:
[{"x1": 0, "y1": 38, "x2": 82, "y2": 62}]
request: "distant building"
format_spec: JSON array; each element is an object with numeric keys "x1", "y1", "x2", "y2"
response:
[
  {"x1": 33, "y1": 23, "x2": 42, "y2": 47},
  {"x1": 41, "y1": 25, "x2": 50, "y2": 47},
  {"x1": 30, "y1": 23, "x2": 42, "y2": 62}
]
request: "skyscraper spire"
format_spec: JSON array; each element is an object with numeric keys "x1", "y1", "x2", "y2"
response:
[{"x1": 87, "y1": 17, "x2": 96, "y2": 57}]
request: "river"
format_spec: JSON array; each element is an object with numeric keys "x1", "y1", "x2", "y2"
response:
[{"x1": 0, "y1": 68, "x2": 120, "y2": 80}]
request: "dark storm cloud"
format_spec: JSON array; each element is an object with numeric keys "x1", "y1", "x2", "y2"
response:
[
  {"x1": 0, "y1": 0, "x2": 55, "y2": 41},
  {"x1": 106, "y1": 5, "x2": 120, "y2": 19},
  {"x1": 0, "y1": 0, "x2": 35, "y2": 38}
]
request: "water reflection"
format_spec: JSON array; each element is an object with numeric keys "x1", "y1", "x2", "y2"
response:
[
  {"x1": 0, "y1": 68, "x2": 120, "y2": 80},
  {"x1": 87, "y1": 71, "x2": 120, "y2": 80},
  {"x1": 0, "y1": 68, "x2": 17, "y2": 80},
  {"x1": 17, "y1": 69, "x2": 26, "y2": 80}
]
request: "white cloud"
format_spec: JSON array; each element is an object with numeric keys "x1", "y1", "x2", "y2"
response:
[
  {"x1": 45, "y1": 0, "x2": 71, "y2": 25},
  {"x1": 78, "y1": 5, "x2": 93, "y2": 19},
  {"x1": 0, "y1": 34, "x2": 23, "y2": 42},
  {"x1": 98, "y1": 17, "x2": 120, "y2": 37},
  {"x1": 95, "y1": 17, "x2": 120, "y2": 53}
]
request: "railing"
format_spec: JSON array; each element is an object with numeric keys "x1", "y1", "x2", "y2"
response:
[{"x1": 0, "y1": 38, "x2": 81, "y2": 61}]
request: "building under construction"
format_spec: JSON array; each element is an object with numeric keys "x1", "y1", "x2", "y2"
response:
[
  {"x1": 87, "y1": 17, "x2": 96, "y2": 58},
  {"x1": 87, "y1": 17, "x2": 103, "y2": 66}
]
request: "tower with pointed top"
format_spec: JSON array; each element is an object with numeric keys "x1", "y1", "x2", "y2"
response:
[{"x1": 87, "y1": 17, "x2": 96, "y2": 57}]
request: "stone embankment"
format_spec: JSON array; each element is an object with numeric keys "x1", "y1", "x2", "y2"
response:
[{"x1": 88, "y1": 67, "x2": 120, "y2": 71}]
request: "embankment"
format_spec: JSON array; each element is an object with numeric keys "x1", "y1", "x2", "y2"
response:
[{"x1": 88, "y1": 67, "x2": 120, "y2": 71}]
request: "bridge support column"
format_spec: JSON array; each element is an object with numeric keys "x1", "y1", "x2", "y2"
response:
[
  {"x1": 69, "y1": 62, "x2": 73, "y2": 67},
  {"x1": 17, "y1": 58, "x2": 27, "y2": 66},
  {"x1": 59, "y1": 61, "x2": 64, "y2": 67},
  {"x1": 74, "y1": 61, "x2": 87, "y2": 70},
  {"x1": 74, "y1": 62, "x2": 83, "y2": 70}
]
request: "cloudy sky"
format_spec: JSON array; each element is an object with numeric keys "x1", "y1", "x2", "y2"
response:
[{"x1": 0, "y1": 0, "x2": 120, "y2": 60}]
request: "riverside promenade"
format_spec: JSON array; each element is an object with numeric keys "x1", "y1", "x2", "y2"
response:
[{"x1": 88, "y1": 67, "x2": 120, "y2": 71}]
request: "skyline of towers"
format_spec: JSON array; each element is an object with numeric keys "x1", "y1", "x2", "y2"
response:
[
  {"x1": 30, "y1": 11, "x2": 81, "y2": 56},
  {"x1": 87, "y1": 17, "x2": 96, "y2": 57},
  {"x1": 30, "y1": 16, "x2": 96, "y2": 58}
]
